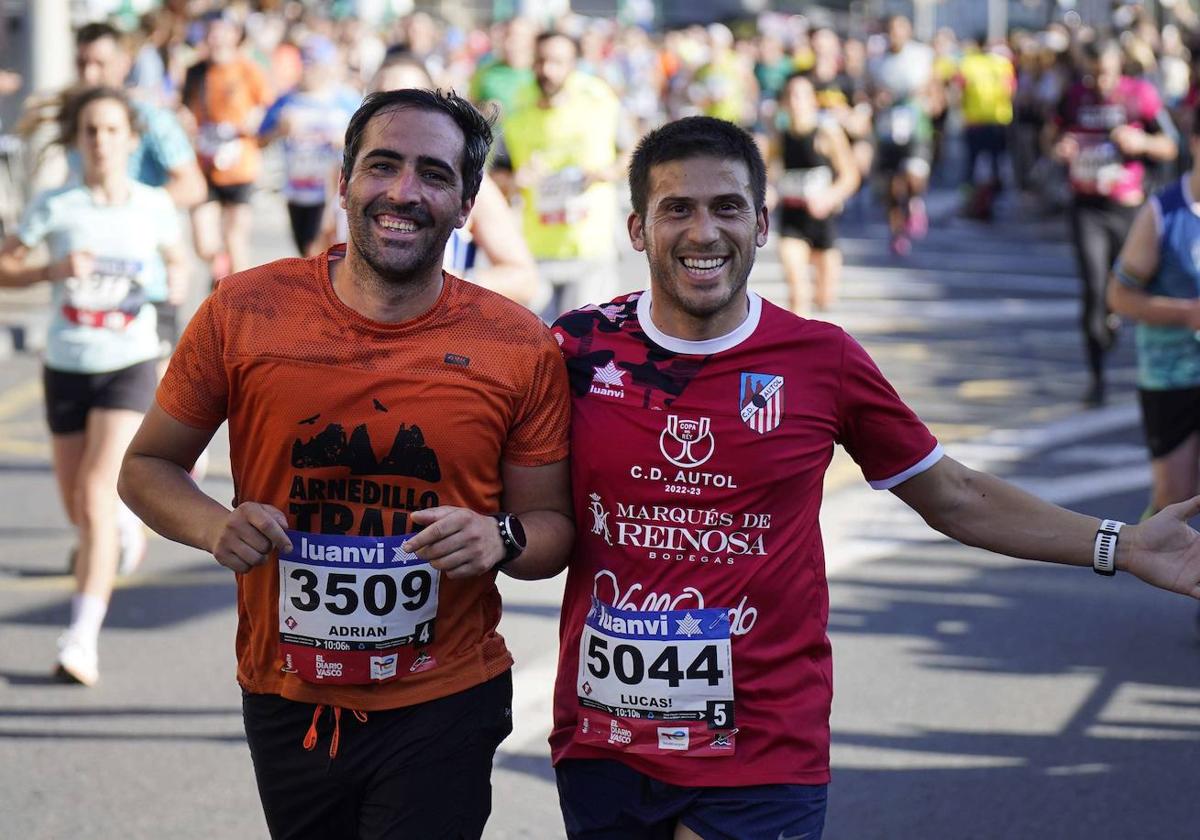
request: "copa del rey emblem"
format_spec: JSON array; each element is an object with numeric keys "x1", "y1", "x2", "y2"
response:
[{"x1": 738, "y1": 372, "x2": 784, "y2": 434}]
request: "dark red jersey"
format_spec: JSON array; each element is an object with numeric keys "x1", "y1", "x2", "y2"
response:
[{"x1": 549, "y1": 291, "x2": 941, "y2": 786}]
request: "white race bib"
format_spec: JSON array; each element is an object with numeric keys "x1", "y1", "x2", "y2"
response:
[
  {"x1": 575, "y1": 598, "x2": 738, "y2": 757},
  {"x1": 1070, "y1": 138, "x2": 1122, "y2": 195},
  {"x1": 61, "y1": 256, "x2": 146, "y2": 330},
  {"x1": 536, "y1": 168, "x2": 589, "y2": 226},
  {"x1": 778, "y1": 166, "x2": 833, "y2": 209},
  {"x1": 277, "y1": 530, "x2": 440, "y2": 685}
]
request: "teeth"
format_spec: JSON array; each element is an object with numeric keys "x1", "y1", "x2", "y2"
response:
[
  {"x1": 682, "y1": 258, "x2": 726, "y2": 270},
  {"x1": 378, "y1": 217, "x2": 418, "y2": 232}
]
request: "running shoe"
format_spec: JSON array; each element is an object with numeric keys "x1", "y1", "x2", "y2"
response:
[
  {"x1": 55, "y1": 631, "x2": 99, "y2": 687},
  {"x1": 906, "y1": 197, "x2": 928, "y2": 238},
  {"x1": 890, "y1": 234, "x2": 912, "y2": 257}
]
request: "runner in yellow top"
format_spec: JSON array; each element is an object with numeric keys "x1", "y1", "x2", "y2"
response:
[
  {"x1": 500, "y1": 31, "x2": 627, "y2": 319},
  {"x1": 958, "y1": 37, "x2": 1016, "y2": 218}
]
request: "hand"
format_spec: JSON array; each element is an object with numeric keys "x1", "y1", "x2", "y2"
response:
[
  {"x1": 403, "y1": 506, "x2": 505, "y2": 579},
  {"x1": 1111, "y1": 125, "x2": 1147, "y2": 157},
  {"x1": 1121, "y1": 497, "x2": 1200, "y2": 598},
  {"x1": 209, "y1": 502, "x2": 292, "y2": 574},
  {"x1": 1053, "y1": 134, "x2": 1079, "y2": 163},
  {"x1": 805, "y1": 193, "x2": 835, "y2": 220},
  {"x1": 52, "y1": 251, "x2": 95, "y2": 281},
  {"x1": 514, "y1": 156, "x2": 548, "y2": 190}
]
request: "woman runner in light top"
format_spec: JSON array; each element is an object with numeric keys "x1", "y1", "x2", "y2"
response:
[{"x1": 0, "y1": 86, "x2": 188, "y2": 685}]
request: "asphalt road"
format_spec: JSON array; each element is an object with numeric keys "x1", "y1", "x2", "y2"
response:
[{"x1": 1, "y1": 186, "x2": 1198, "y2": 839}]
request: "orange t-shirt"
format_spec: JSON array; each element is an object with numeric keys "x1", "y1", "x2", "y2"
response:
[
  {"x1": 185, "y1": 56, "x2": 272, "y2": 186},
  {"x1": 157, "y1": 252, "x2": 570, "y2": 710}
]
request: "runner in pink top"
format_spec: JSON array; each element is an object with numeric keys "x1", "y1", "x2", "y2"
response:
[{"x1": 1052, "y1": 38, "x2": 1177, "y2": 406}]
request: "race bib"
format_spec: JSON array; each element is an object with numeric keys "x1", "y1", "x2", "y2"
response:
[
  {"x1": 575, "y1": 598, "x2": 737, "y2": 757},
  {"x1": 197, "y1": 123, "x2": 243, "y2": 172},
  {"x1": 277, "y1": 530, "x2": 440, "y2": 685},
  {"x1": 778, "y1": 166, "x2": 833, "y2": 209},
  {"x1": 285, "y1": 138, "x2": 334, "y2": 195},
  {"x1": 879, "y1": 104, "x2": 916, "y2": 145},
  {"x1": 1070, "y1": 137, "x2": 1122, "y2": 195},
  {"x1": 536, "y1": 168, "x2": 589, "y2": 226},
  {"x1": 61, "y1": 256, "x2": 146, "y2": 330}
]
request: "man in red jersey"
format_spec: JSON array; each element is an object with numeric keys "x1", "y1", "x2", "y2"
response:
[{"x1": 548, "y1": 116, "x2": 1200, "y2": 840}]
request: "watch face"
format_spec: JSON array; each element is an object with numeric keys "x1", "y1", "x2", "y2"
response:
[{"x1": 508, "y1": 514, "x2": 528, "y2": 550}]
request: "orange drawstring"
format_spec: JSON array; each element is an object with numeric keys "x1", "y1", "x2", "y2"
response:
[
  {"x1": 300, "y1": 704, "x2": 368, "y2": 759},
  {"x1": 302, "y1": 704, "x2": 324, "y2": 752},
  {"x1": 328, "y1": 707, "x2": 342, "y2": 758}
]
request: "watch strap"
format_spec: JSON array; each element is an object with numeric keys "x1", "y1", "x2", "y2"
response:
[{"x1": 1093, "y1": 518, "x2": 1123, "y2": 576}]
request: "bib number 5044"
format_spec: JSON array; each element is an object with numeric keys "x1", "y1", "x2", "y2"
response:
[
  {"x1": 585, "y1": 636, "x2": 725, "y2": 688},
  {"x1": 288, "y1": 569, "x2": 433, "y2": 617}
]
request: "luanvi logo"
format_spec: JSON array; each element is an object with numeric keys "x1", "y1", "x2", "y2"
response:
[
  {"x1": 292, "y1": 420, "x2": 441, "y2": 480},
  {"x1": 444, "y1": 353, "x2": 470, "y2": 367}
]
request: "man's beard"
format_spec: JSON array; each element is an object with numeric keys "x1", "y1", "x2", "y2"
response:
[
  {"x1": 645, "y1": 237, "x2": 753, "y2": 320},
  {"x1": 346, "y1": 195, "x2": 453, "y2": 284}
]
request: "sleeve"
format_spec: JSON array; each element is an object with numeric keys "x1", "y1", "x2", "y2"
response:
[
  {"x1": 258, "y1": 95, "x2": 286, "y2": 138},
  {"x1": 16, "y1": 190, "x2": 51, "y2": 249},
  {"x1": 156, "y1": 292, "x2": 230, "y2": 430},
  {"x1": 1139, "y1": 79, "x2": 1164, "y2": 124},
  {"x1": 834, "y1": 332, "x2": 941, "y2": 489},
  {"x1": 147, "y1": 107, "x2": 198, "y2": 172},
  {"x1": 503, "y1": 324, "x2": 571, "y2": 466}
]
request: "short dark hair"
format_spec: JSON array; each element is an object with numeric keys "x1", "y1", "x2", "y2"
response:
[
  {"x1": 341, "y1": 89, "x2": 493, "y2": 203},
  {"x1": 59, "y1": 85, "x2": 141, "y2": 147},
  {"x1": 76, "y1": 21, "x2": 123, "y2": 49},
  {"x1": 1081, "y1": 37, "x2": 1121, "y2": 64},
  {"x1": 536, "y1": 30, "x2": 579, "y2": 56},
  {"x1": 628, "y1": 116, "x2": 767, "y2": 218}
]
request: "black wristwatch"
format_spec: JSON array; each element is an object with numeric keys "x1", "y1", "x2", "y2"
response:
[{"x1": 490, "y1": 512, "x2": 527, "y2": 570}]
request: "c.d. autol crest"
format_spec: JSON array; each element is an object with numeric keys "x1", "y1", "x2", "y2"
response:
[{"x1": 659, "y1": 415, "x2": 715, "y2": 469}]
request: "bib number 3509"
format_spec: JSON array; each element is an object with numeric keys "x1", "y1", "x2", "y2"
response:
[{"x1": 277, "y1": 530, "x2": 440, "y2": 685}]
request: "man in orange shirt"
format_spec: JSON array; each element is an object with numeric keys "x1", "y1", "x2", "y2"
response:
[
  {"x1": 182, "y1": 11, "x2": 272, "y2": 279},
  {"x1": 118, "y1": 89, "x2": 574, "y2": 838}
]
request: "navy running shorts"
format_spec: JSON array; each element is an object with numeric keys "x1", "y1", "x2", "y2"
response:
[{"x1": 556, "y1": 757, "x2": 827, "y2": 840}]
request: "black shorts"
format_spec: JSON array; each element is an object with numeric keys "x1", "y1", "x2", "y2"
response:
[
  {"x1": 778, "y1": 208, "x2": 837, "y2": 250},
  {"x1": 43, "y1": 359, "x2": 158, "y2": 435},
  {"x1": 876, "y1": 140, "x2": 932, "y2": 176},
  {"x1": 287, "y1": 201, "x2": 325, "y2": 256},
  {"x1": 242, "y1": 670, "x2": 513, "y2": 840},
  {"x1": 1138, "y1": 386, "x2": 1200, "y2": 458},
  {"x1": 207, "y1": 180, "x2": 254, "y2": 206}
]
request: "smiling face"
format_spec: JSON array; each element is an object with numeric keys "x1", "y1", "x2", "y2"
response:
[
  {"x1": 629, "y1": 155, "x2": 768, "y2": 340},
  {"x1": 340, "y1": 106, "x2": 472, "y2": 286}
]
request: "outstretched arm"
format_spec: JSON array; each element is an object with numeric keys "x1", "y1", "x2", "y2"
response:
[{"x1": 891, "y1": 455, "x2": 1200, "y2": 598}]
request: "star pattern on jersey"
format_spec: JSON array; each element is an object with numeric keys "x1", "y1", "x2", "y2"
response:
[
  {"x1": 676, "y1": 613, "x2": 703, "y2": 637},
  {"x1": 592, "y1": 361, "x2": 626, "y2": 386}
]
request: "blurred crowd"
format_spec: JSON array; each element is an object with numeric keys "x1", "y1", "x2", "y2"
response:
[{"x1": 5, "y1": 0, "x2": 1200, "y2": 685}]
